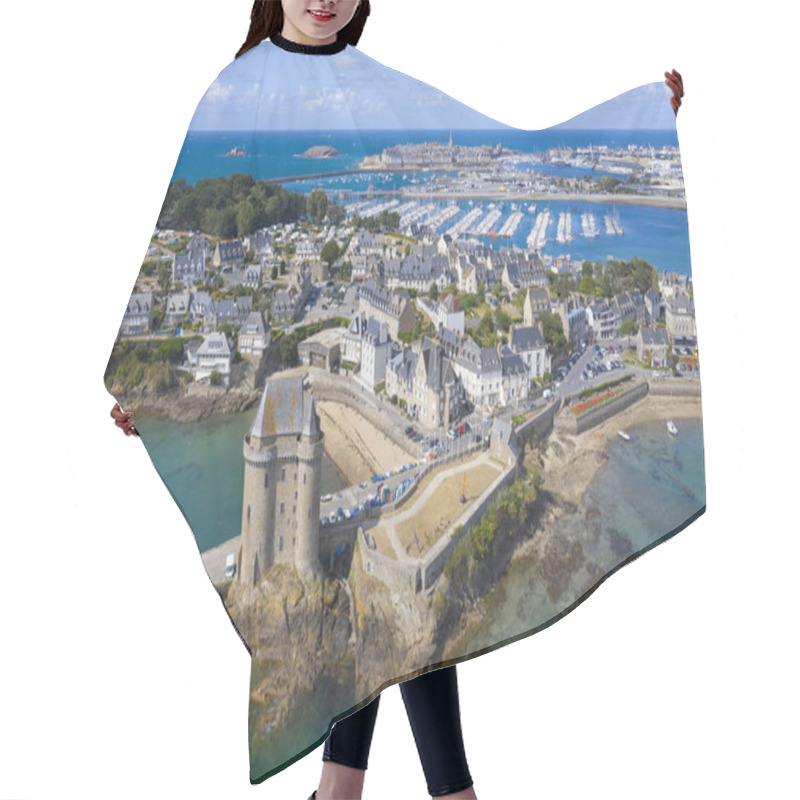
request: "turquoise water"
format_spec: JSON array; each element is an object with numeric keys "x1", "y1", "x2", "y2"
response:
[
  {"x1": 456, "y1": 416, "x2": 706, "y2": 654},
  {"x1": 135, "y1": 411, "x2": 348, "y2": 553}
]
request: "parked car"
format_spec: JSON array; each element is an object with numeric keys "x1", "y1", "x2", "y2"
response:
[{"x1": 225, "y1": 554, "x2": 237, "y2": 580}]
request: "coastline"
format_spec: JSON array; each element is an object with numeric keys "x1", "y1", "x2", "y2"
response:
[
  {"x1": 439, "y1": 392, "x2": 703, "y2": 659},
  {"x1": 542, "y1": 392, "x2": 703, "y2": 506}
]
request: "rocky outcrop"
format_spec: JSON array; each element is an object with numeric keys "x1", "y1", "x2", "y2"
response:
[
  {"x1": 300, "y1": 145, "x2": 339, "y2": 158},
  {"x1": 109, "y1": 384, "x2": 262, "y2": 422}
]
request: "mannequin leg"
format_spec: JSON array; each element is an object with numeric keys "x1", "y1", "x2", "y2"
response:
[
  {"x1": 315, "y1": 693, "x2": 381, "y2": 800},
  {"x1": 399, "y1": 665, "x2": 476, "y2": 799}
]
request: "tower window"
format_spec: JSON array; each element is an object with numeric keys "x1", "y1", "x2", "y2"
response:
[
  {"x1": 279, "y1": 535, "x2": 283, "y2": 551},
  {"x1": 247, "y1": 505, "x2": 251, "y2": 523},
  {"x1": 280, "y1": 502, "x2": 285, "y2": 514},
  {"x1": 264, "y1": 472, "x2": 269, "y2": 488},
  {"x1": 281, "y1": 468, "x2": 286, "y2": 481},
  {"x1": 303, "y1": 473, "x2": 307, "y2": 485}
]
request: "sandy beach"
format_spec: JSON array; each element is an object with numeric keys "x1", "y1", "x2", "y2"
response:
[
  {"x1": 316, "y1": 400, "x2": 412, "y2": 484},
  {"x1": 541, "y1": 393, "x2": 702, "y2": 506}
]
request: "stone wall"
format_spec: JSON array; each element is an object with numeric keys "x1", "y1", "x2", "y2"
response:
[
  {"x1": 421, "y1": 441, "x2": 519, "y2": 590},
  {"x1": 307, "y1": 371, "x2": 416, "y2": 456},
  {"x1": 357, "y1": 527, "x2": 422, "y2": 594},
  {"x1": 648, "y1": 377, "x2": 702, "y2": 397},
  {"x1": 555, "y1": 378, "x2": 649, "y2": 434},
  {"x1": 512, "y1": 397, "x2": 562, "y2": 446}
]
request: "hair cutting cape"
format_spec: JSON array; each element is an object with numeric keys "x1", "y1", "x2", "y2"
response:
[{"x1": 104, "y1": 32, "x2": 705, "y2": 784}]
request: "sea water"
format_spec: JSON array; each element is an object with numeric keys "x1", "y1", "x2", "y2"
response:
[
  {"x1": 454, "y1": 417, "x2": 706, "y2": 655},
  {"x1": 168, "y1": 128, "x2": 690, "y2": 272},
  {"x1": 134, "y1": 410, "x2": 348, "y2": 553}
]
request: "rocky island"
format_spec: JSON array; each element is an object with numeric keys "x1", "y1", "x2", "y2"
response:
[{"x1": 299, "y1": 145, "x2": 340, "y2": 159}]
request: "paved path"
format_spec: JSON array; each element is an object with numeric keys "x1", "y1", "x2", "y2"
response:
[{"x1": 378, "y1": 451, "x2": 501, "y2": 562}]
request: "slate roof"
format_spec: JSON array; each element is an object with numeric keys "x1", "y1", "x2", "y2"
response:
[
  {"x1": 510, "y1": 326, "x2": 546, "y2": 351},
  {"x1": 249, "y1": 376, "x2": 320, "y2": 439}
]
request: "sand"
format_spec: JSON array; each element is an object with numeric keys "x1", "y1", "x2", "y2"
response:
[{"x1": 316, "y1": 400, "x2": 412, "y2": 484}]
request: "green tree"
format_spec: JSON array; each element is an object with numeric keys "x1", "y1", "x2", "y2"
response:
[
  {"x1": 157, "y1": 263, "x2": 172, "y2": 295},
  {"x1": 326, "y1": 204, "x2": 345, "y2": 225},
  {"x1": 539, "y1": 311, "x2": 566, "y2": 349},
  {"x1": 429, "y1": 281, "x2": 440, "y2": 301},
  {"x1": 306, "y1": 189, "x2": 328, "y2": 223},
  {"x1": 496, "y1": 306, "x2": 511, "y2": 333},
  {"x1": 548, "y1": 272, "x2": 576, "y2": 299},
  {"x1": 235, "y1": 198, "x2": 257, "y2": 236},
  {"x1": 321, "y1": 239, "x2": 340, "y2": 268},
  {"x1": 579, "y1": 273, "x2": 596, "y2": 294}
]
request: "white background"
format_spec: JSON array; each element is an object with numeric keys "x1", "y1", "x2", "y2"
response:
[{"x1": 1, "y1": 1, "x2": 796, "y2": 798}]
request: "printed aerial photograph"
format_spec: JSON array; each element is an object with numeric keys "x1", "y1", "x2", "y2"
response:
[{"x1": 104, "y1": 50, "x2": 704, "y2": 779}]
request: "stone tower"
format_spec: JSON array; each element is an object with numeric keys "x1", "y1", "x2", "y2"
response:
[
  {"x1": 239, "y1": 376, "x2": 324, "y2": 587},
  {"x1": 523, "y1": 289, "x2": 534, "y2": 327}
]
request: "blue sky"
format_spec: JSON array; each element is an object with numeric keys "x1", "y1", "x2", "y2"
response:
[{"x1": 188, "y1": 42, "x2": 674, "y2": 132}]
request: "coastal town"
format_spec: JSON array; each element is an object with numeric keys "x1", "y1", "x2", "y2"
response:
[{"x1": 105, "y1": 139, "x2": 699, "y2": 588}]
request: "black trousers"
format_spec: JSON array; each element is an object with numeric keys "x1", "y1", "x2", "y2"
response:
[{"x1": 323, "y1": 664, "x2": 473, "y2": 797}]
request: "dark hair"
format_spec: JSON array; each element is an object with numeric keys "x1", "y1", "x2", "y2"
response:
[{"x1": 236, "y1": 0, "x2": 371, "y2": 58}]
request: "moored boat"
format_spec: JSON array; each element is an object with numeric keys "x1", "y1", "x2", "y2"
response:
[
  {"x1": 618, "y1": 430, "x2": 631, "y2": 441},
  {"x1": 667, "y1": 420, "x2": 678, "y2": 436}
]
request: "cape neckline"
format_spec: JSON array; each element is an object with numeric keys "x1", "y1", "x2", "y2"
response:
[{"x1": 269, "y1": 31, "x2": 348, "y2": 55}]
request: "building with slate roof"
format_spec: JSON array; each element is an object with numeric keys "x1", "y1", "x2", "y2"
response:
[
  {"x1": 194, "y1": 332, "x2": 233, "y2": 386},
  {"x1": 385, "y1": 336, "x2": 463, "y2": 429},
  {"x1": 187, "y1": 234, "x2": 211, "y2": 256},
  {"x1": 554, "y1": 296, "x2": 588, "y2": 345},
  {"x1": 239, "y1": 376, "x2": 324, "y2": 585},
  {"x1": 500, "y1": 252, "x2": 547, "y2": 295},
  {"x1": 213, "y1": 239, "x2": 245, "y2": 270},
  {"x1": 665, "y1": 289, "x2": 696, "y2": 343},
  {"x1": 359, "y1": 280, "x2": 416, "y2": 339},
  {"x1": 172, "y1": 250, "x2": 206, "y2": 290},
  {"x1": 644, "y1": 289, "x2": 663, "y2": 324},
  {"x1": 165, "y1": 291, "x2": 190, "y2": 327},
  {"x1": 120, "y1": 292, "x2": 153, "y2": 336},
  {"x1": 523, "y1": 288, "x2": 551, "y2": 326},
  {"x1": 500, "y1": 346, "x2": 529, "y2": 405},
  {"x1": 271, "y1": 268, "x2": 312, "y2": 324},
  {"x1": 586, "y1": 299, "x2": 618, "y2": 341},
  {"x1": 636, "y1": 326, "x2": 670, "y2": 367},
  {"x1": 237, "y1": 311, "x2": 270, "y2": 359},
  {"x1": 451, "y1": 337, "x2": 503, "y2": 411},
  {"x1": 360, "y1": 317, "x2": 393, "y2": 389},
  {"x1": 208, "y1": 295, "x2": 253, "y2": 331},
  {"x1": 509, "y1": 324, "x2": 551, "y2": 379}
]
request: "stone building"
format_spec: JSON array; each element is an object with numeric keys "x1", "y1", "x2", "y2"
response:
[
  {"x1": 665, "y1": 290, "x2": 696, "y2": 344},
  {"x1": 358, "y1": 280, "x2": 416, "y2": 339},
  {"x1": 238, "y1": 377, "x2": 324, "y2": 586}
]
